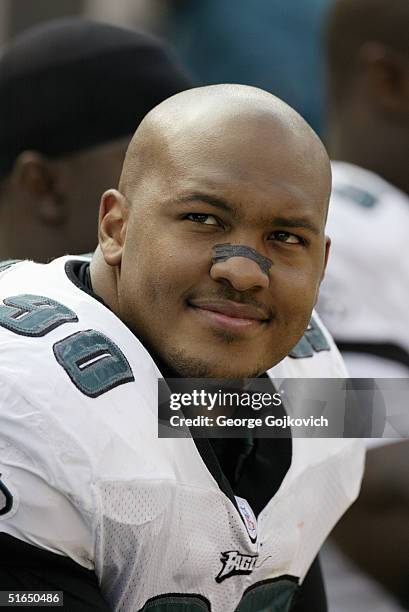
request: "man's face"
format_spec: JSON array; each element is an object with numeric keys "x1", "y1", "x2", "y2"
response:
[{"x1": 118, "y1": 118, "x2": 330, "y2": 377}]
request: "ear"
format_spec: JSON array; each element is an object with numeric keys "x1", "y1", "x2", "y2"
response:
[
  {"x1": 12, "y1": 151, "x2": 67, "y2": 225},
  {"x1": 320, "y1": 236, "x2": 331, "y2": 284},
  {"x1": 98, "y1": 189, "x2": 129, "y2": 267},
  {"x1": 358, "y1": 42, "x2": 409, "y2": 117},
  {"x1": 322, "y1": 236, "x2": 331, "y2": 278},
  {"x1": 314, "y1": 236, "x2": 331, "y2": 307}
]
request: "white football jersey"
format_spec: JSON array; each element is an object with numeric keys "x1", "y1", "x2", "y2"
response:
[
  {"x1": 0, "y1": 257, "x2": 363, "y2": 612},
  {"x1": 318, "y1": 161, "x2": 409, "y2": 378}
]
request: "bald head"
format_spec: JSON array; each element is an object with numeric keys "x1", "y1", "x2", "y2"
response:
[
  {"x1": 119, "y1": 84, "x2": 331, "y2": 207},
  {"x1": 327, "y1": 0, "x2": 409, "y2": 102},
  {"x1": 95, "y1": 84, "x2": 332, "y2": 377}
]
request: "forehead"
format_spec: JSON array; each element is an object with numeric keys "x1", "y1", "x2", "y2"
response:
[{"x1": 157, "y1": 118, "x2": 330, "y2": 225}]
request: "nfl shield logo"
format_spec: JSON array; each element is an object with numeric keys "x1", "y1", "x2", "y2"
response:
[{"x1": 236, "y1": 496, "x2": 257, "y2": 540}]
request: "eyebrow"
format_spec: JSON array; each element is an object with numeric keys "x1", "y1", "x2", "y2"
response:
[
  {"x1": 271, "y1": 216, "x2": 320, "y2": 236},
  {"x1": 175, "y1": 193, "x2": 239, "y2": 216}
]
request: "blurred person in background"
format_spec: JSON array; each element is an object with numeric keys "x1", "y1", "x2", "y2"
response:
[
  {"x1": 162, "y1": 0, "x2": 333, "y2": 135},
  {"x1": 317, "y1": 0, "x2": 409, "y2": 609},
  {"x1": 0, "y1": 18, "x2": 193, "y2": 262}
]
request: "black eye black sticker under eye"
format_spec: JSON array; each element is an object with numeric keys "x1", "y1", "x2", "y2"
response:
[{"x1": 212, "y1": 243, "x2": 273, "y2": 276}]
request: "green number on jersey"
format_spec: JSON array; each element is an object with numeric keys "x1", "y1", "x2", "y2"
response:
[
  {"x1": 138, "y1": 579, "x2": 297, "y2": 611},
  {"x1": 289, "y1": 316, "x2": 330, "y2": 359},
  {"x1": 0, "y1": 294, "x2": 133, "y2": 396},
  {"x1": 0, "y1": 294, "x2": 78, "y2": 336}
]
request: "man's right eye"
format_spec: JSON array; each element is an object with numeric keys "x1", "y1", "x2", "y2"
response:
[{"x1": 185, "y1": 213, "x2": 220, "y2": 226}]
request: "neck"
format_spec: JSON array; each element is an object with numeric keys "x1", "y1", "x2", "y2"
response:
[{"x1": 90, "y1": 247, "x2": 120, "y2": 314}]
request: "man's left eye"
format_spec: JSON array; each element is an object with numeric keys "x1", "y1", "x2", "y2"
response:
[
  {"x1": 186, "y1": 213, "x2": 219, "y2": 226},
  {"x1": 271, "y1": 231, "x2": 302, "y2": 244}
]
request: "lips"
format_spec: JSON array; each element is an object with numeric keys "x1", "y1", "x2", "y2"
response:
[{"x1": 188, "y1": 298, "x2": 271, "y2": 322}]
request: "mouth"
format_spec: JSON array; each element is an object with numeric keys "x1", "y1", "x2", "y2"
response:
[{"x1": 187, "y1": 298, "x2": 271, "y2": 332}]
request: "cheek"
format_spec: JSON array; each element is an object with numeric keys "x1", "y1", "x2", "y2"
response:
[
  {"x1": 132, "y1": 240, "x2": 209, "y2": 310},
  {"x1": 277, "y1": 264, "x2": 319, "y2": 297},
  {"x1": 272, "y1": 265, "x2": 320, "y2": 324}
]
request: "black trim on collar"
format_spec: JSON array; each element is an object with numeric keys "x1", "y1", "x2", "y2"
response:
[{"x1": 65, "y1": 260, "x2": 108, "y2": 309}]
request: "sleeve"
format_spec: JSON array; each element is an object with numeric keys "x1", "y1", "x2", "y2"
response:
[
  {"x1": 0, "y1": 533, "x2": 111, "y2": 611},
  {"x1": 0, "y1": 378, "x2": 95, "y2": 570}
]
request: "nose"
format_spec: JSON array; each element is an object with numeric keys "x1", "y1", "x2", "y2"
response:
[{"x1": 210, "y1": 256, "x2": 270, "y2": 291}]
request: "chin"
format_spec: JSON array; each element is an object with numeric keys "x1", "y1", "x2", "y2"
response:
[{"x1": 170, "y1": 353, "x2": 265, "y2": 379}]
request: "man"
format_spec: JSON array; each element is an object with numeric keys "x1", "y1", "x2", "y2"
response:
[
  {"x1": 0, "y1": 85, "x2": 363, "y2": 611},
  {"x1": 317, "y1": 0, "x2": 409, "y2": 608},
  {"x1": 0, "y1": 18, "x2": 192, "y2": 262}
]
